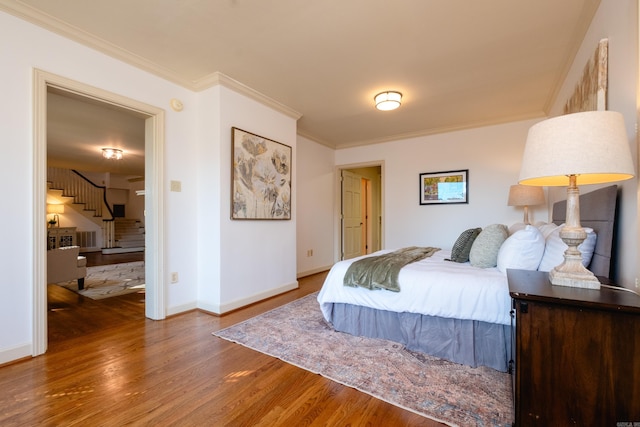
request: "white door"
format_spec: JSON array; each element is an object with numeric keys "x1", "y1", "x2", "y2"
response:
[{"x1": 341, "y1": 170, "x2": 364, "y2": 260}]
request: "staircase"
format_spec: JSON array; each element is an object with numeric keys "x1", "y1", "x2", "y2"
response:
[
  {"x1": 47, "y1": 167, "x2": 112, "y2": 220},
  {"x1": 47, "y1": 167, "x2": 145, "y2": 253},
  {"x1": 102, "y1": 218, "x2": 145, "y2": 254}
]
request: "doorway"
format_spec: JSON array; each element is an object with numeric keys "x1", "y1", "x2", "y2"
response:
[
  {"x1": 340, "y1": 164, "x2": 383, "y2": 260},
  {"x1": 33, "y1": 69, "x2": 166, "y2": 356}
]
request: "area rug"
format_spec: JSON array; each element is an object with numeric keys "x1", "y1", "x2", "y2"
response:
[
  {"x1": 213, "y1": 292, "x2": 513, "y2": 427},
  {"x1": 55, "y1": 261, "x2": 145, "y2": 300}
]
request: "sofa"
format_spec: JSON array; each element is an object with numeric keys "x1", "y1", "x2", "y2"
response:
[{"x1": 47, "y1": 246, "x2": 87, "y2": 290}]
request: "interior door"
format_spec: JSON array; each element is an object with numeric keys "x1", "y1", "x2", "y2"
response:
[{"x1": 341, "y1": 170, "x2": 363, "y2": 260}]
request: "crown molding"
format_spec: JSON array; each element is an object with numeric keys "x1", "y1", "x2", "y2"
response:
[
  {"x1": 0, "y1": 0, "x2": 194, "y2": 88},
  {"x1": 0, "y1": 0, "x2": 302, "y2": 121},
  {"x1": 335, "y1": 112, "x2": 546, "y2": 150},
  {"x1": 196, "y1": 72, "x2": 302, "y2": 120},
  {"x1": 296, "y1": 129, "x2": 335, "y2": 149}
]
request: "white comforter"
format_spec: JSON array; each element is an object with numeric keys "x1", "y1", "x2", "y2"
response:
[{"x1": 317, "y1": 249, "x2": 512, "y2": 326}]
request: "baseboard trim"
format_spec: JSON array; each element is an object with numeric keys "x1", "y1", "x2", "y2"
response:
[
  {"x1": 297, "y1": 265, "x2": 332, "y2": 279},
  {"x1": 0, "y1": 343, "x2": 32, "y2": 366},
  {"x1": 166, "y1": 301, "x2": 198, "y2": 316},
  {"x1": 200, "y1": 281, "x2": 299, "y2": 315}
]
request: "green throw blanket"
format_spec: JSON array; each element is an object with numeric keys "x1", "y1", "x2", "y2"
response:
[{"x1": 343, "y1": 246, "x2": 440, "y2": 292}]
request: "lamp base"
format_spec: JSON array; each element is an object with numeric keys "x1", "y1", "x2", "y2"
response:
[
  {"x1": 549, "y1": 224, "x2": 600, "y2": 290},
  {"x1": 549, "y1": 266, "x2": 601, "y2": 289}
]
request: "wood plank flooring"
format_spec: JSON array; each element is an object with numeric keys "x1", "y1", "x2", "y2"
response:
[{"x1": 0, "y1": 271, "x2": 445, "y2": 426}]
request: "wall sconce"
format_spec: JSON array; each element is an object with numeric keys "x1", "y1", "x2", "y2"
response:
[
  {"x1": 519, "y1": 111, "x2": 634, "y2": 289},
  {"x1": 374, "y1": 91, "x2": 402, "y2": 111},
  {"x1": 507, "y1": 184, "x2": 545, "y2": 225},
  {"x1": 102, "y1": 148, "x2": 123, "y2": 160}
]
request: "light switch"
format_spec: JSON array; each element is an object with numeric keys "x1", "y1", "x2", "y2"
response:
[{"x1": 170, "y1": 180, "x2": 182, "y2": 192}]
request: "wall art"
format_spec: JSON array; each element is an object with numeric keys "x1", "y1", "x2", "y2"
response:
[
  {"x1": 231, "y1": 127, "x2": 292, "y2": 219},
  {"x1": 563, "y1": 38, "x2": 608, "y2": 114},
  {"x1": 419, "y1": 169, "x2": 468, "y2": 205}
]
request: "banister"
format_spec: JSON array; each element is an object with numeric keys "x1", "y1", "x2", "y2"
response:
[{"x1": 70, "y1": 169, "x2": 115, "y2": 220}]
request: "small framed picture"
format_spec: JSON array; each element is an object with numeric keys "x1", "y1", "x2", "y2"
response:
[{"x1": 419, "y1": 169, "x2": 468, "y2": 205}]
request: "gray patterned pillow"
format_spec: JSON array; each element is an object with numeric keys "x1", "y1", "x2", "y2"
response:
[
  {"x1": 469, "y1": 224, "x2": 509, "y2": 268},
  {"x1": 449, "y1": 228, "x2": 482, "y2": 263}
]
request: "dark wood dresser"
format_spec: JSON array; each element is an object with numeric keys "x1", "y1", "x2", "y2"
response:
[{"x1": 507, "y1": 269, "x2": 640, "y2": 426}]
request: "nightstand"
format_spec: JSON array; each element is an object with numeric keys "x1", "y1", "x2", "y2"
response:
[{"x1": 507, "y1": 268, "x2": 640, "y2": 426}]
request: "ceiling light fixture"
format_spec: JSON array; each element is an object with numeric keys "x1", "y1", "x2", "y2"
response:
[
  {"x1": 102, "y1": 148, "x2": 123, "y2": 160},
  {"x1": 374, "y1": 91, "x2": 402, "y2": 111}
]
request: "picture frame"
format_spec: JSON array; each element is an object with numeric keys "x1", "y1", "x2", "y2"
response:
[
  {"x1": 231, "y1": 127, "x2": 292, "y2": 220},
  {"x1": 419, "y1": 169, "x2": 468, "y2": 205}
]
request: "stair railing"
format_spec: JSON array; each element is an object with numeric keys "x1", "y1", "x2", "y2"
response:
[{"x1": 47, "y1": 167, "x2": 116, "y2": 248}]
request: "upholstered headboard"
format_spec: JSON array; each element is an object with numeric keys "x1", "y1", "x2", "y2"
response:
[{"x1": 551, "y1": 185, "x2": 618, "y2": 278}]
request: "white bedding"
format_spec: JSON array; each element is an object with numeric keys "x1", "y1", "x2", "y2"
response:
[{"x1": 317, "y1": 248, "x2": 512, "y2": 326}]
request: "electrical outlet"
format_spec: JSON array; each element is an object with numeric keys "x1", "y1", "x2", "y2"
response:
[
  {"x1": 307, "y1": 249, "x2": 313, "y2": 257},
  {"x1": 171, "y1": 272, "x2": 179, "y2": 283},
  {"x1": 636, "y1": 277, "x2": 639, "y2": 289}
]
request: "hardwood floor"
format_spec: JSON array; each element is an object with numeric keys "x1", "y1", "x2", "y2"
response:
[{"x1": 0, "y1": 272, "x2": 444, "y2": 426}]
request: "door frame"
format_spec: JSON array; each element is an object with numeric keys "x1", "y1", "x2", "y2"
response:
[
  {"x1": 33, "y1": 69, "x2": 166, "y2": 356},
  {"x1": 335, "y1": 161, "x2": 384, "y2": 262}
]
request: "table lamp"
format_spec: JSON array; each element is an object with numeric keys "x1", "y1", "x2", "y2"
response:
[
  {"x1": 47, "y1": 203, "x2": 65, "y2": 228},
  {"x1": 518, "y1": 111, "x2": 634, "y2": 289},
  {"x1": 507, "y1": 184, "x2": 545, "y2": 224}
]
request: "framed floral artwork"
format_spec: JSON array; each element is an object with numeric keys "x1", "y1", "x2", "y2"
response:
[
  {"x1": 231, "y1": 127, "x2": 292, "y2": 219},
  {"x1": 419, "y1": 169, "x2": 468, "y2": 205}
]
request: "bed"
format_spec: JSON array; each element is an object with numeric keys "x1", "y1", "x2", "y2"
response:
[{"x1": 317, "y1": 185, "x2": 618, "y2": 372}]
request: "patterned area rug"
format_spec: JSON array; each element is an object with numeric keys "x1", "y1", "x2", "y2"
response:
[
  {"x1": 213, "y1": 292, "x2": 513, "y2": 427},
  {"x1": 56, "y1": 261, "x2": 145, "y2": 300}
]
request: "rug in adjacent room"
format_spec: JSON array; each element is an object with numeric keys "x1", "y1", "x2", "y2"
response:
[
  {"x1": 55, "y1": 261, "x2": 145, "y2": 300},
  {"x1": 213, "y1": 292, "x2": 513, "y2": 427}
]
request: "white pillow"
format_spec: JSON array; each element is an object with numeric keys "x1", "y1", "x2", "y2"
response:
[
  {"x1": 497, "y1": 225, "x2": 545, "y2": 273},
  {"x1": 538, "y1": 225, "x2": 597, "y2": 272},
  {"x1": 508, "y1": 222, "x2": 526, "y2": 235},
  {"x1": 536, "y1": 222, "x2": 559, "y2": 239}
]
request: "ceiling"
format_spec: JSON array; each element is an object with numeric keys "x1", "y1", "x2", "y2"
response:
[
  {"x1": 2, "y1": 0, "x2": 601, "y2": 177},
  {"x1": 46, "y1": 88, "x2": 148, "y2": 176}
]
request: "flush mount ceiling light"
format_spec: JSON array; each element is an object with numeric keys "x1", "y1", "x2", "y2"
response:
[
  {"x1": 102, "y1": 148, "x2": 123, "y2": 160},
  {"x1": 374, "y1": 91, "x2": 402, "y2": 111}
]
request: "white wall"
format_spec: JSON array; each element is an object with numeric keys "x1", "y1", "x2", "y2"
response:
[
  {"x1": 334, "y1": 119, "x2": 544, "y2": 252},
  {"x1": 196, "y1": 86, "x2": 299, "y2": 314},
  {"x1": 0, "y1": 10, "x2": 299, "y2": 363},
  {"x1": 296, "y1": 136, "x2": 336, "y2": 277},
  {"x1": 295, "y1": 120, "x2": 551, "y2": 278},
  {"x1": 0, "y1": 10, "x2": 200, "y2": 363},
  {"x1": 194, "y1": 85, "x2": 222, "y2": 313},
  {"x1": 549, "y1": 0, "x2": 638, "y2": 287}
]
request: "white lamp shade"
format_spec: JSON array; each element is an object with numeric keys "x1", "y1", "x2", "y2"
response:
[
  {"x1": 374, "y1": 91, "x2": 402, "y2": 111},
  {"x1": 47, "y1": 204, "x2": 65, "y2": 214},
  {"x1": 507, "y1": 184, "x2": 545, "y2": 206},
  {"x1": 519, "y1": 111, "x2": 635, "y2": 186}
]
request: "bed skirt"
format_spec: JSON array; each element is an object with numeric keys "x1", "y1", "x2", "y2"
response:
[{"x1": 327, "y1": 303, "x2": 512, "y2": 372}]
